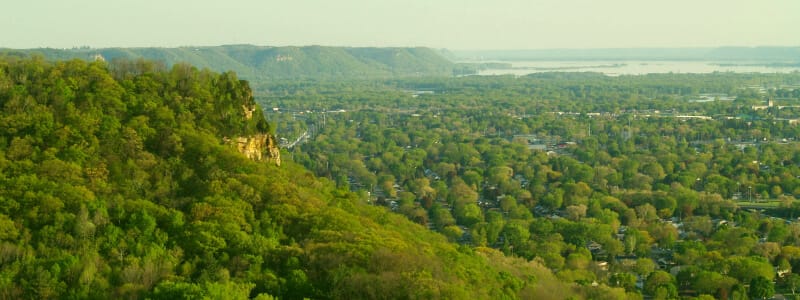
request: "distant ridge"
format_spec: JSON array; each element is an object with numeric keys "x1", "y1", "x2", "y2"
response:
[
  {"x1": 452, "y1": 46, "x2": 800, "y2": 61},
  {"x1": 6, "y1": 46, "x2": 797, "y2": 78},
  {"x1": 0, "y1": 45, "x2": 456, "y2": 79}
]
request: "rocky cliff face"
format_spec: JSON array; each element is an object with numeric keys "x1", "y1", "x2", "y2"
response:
[
  {"x1": 228, "y1": 97, "x2": 281, "y2": 166},
  {"x1": 233, "y1": 133, "x2": 281, "y2": 166}
]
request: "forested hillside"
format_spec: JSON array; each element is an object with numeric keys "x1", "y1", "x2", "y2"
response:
[
  {"x1": 0, "y1": 56, "x2": 624, "y2": 299},
  {"x1": 0, "y1": 45, "x2": 455, "y2": 79}
]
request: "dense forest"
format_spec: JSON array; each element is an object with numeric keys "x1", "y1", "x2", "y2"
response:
[
  {"x1": 264, "y1": 71, "x2": 800, "y2": 299},
  {"x1": 0, "y1": 56, "x2": 641, "y2": 299},
  {"x1": 0, "y1": 46, "x2": 456, "y2": 79}
]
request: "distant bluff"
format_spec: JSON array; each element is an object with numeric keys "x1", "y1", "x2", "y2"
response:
[{"x1": 1, "y1": 45, "x2": 457, "y2": 79}]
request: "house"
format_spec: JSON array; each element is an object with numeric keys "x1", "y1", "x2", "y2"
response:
[
  {"x1": 752, "y1": 98, "x2": 775, "y2": 110},
  {"x1": 596, "y1": 261, "x2": 609, "y2": 271},
  {"x1": 587, "y1": 241, "x2": 604, "y2": 256}
]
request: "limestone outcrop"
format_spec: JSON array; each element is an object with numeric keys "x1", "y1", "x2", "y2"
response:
[{"x1": 232, "y1": 133, "x2": 281, "y2": 166}]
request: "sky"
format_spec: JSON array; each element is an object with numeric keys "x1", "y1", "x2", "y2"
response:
[{"x1": 2, "y1": 0, "x2": 798, "y2": 50}]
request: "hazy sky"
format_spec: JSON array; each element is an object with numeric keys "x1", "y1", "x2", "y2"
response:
[{"x1": 2, "y1": 0, "x2": 798, "y2": 49}]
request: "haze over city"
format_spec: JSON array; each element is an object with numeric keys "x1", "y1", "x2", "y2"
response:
[{"x1": 2, "y1": 0, "x2": 798, "y2": 50}]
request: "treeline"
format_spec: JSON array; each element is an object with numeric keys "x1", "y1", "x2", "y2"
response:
[{"x1": 271, "y1": 72, "x2": 800, "y2": 299}]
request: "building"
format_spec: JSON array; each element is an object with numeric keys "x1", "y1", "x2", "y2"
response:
[{"x1": 752, "y1": 98, "x2": 774, "y2": 110}]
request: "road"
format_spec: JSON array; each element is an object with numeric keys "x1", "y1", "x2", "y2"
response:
[{"x1": 286, "y1": 131, "x2": 308, "y2": 149}]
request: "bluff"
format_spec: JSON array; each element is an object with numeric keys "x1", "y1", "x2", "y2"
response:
[{"x1": 1, "y1": 45, "x2": 456, "y2": 79}]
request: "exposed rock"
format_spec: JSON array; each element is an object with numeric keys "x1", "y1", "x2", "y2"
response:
[
  {"x1": 232, "y1": 133, "x2": 281, "y2": 166},
  {"x1": 242, "y1": 104, "x2": 256, "y2": 120},
  {"x1": 228, "y1": 93, "x2": 280, "y2": 165}
]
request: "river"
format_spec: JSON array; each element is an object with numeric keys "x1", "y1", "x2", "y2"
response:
[{"x1": 474, "y1": 60, "x2": 800, "y2": 76}]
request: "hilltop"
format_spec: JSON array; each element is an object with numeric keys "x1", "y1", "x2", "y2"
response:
[{"x1": 0, "y1": 45, "x2": 456, "y2": 79}]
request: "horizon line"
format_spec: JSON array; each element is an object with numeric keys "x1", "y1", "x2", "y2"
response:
[{"x1": 3, "y1": 44, "x2": 800, "y2": 52}]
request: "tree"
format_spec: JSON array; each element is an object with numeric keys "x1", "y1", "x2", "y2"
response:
[
  {"x1": 565, "y1": 249, "x2": 592, "y2": 271},
  {"x1": 449, "y1": 178, "x2": 479, "y2": 207},
  {"x1": 748, "y1": 276, "x2": 774, "y2": 299},
  {"x1": 455, "y1": 203, "x2": 483, "y2": 226},
  {"x1": 693, "y1": 271, "x2": 736, "y2": 298},
  {"x1": 541, "y1": 188, "x2": 564, "y2": 210},
  {"x1": 634, "y1": 258, "x2": 656, "y2": 278},
  {"x1": 609, "y1": 272, "x2": 637, "y2": 292},
  {"x1": 431, "y1": 207, "x2": 456, "y2": 230},
  {"x1": 563, "y1": 182, "x2": 592, "y2": 206},
  {"x1": 787, "y1": 273, "x2": 800, "y2": 295},
  {"x1": 487, "y1": 166, "x2": 513, "y2": 187},
  {"x1": 461, "y1": 170, "x2": 483, "y2": 190},
  {"x1": 442, "y1": 225, "x2": 464, "y2": 242},
  {"x1": 635, "y1": 204, "x2": 658, "y2": 223},
  {"x1": 501, "y1": 220, "x2": 531, "y2": 249},
  {"x1": 647, "y1": 222, "x2": 678, "y2": 248},
  {"x1": 499, "y1": 195, "x2": 517, "y2": 213},
  {"x1": 565, "y1": 205, "x2": 587, "y2": 221},
  {"x1": 485, "y1": 211, "x2": 506, "y2": 245},
  {"x1": 653, "y1": 284, "x2": 677, "y2": 300},
  {"x1": 642, "y1": 162, "x2": 666, "y2": 181},
  {"x1": 644, "y1": 271, "x2": 675, "y2": 298},
  {"x1": 728, "y1": 256, "x2": 774, "y2": 284}
]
